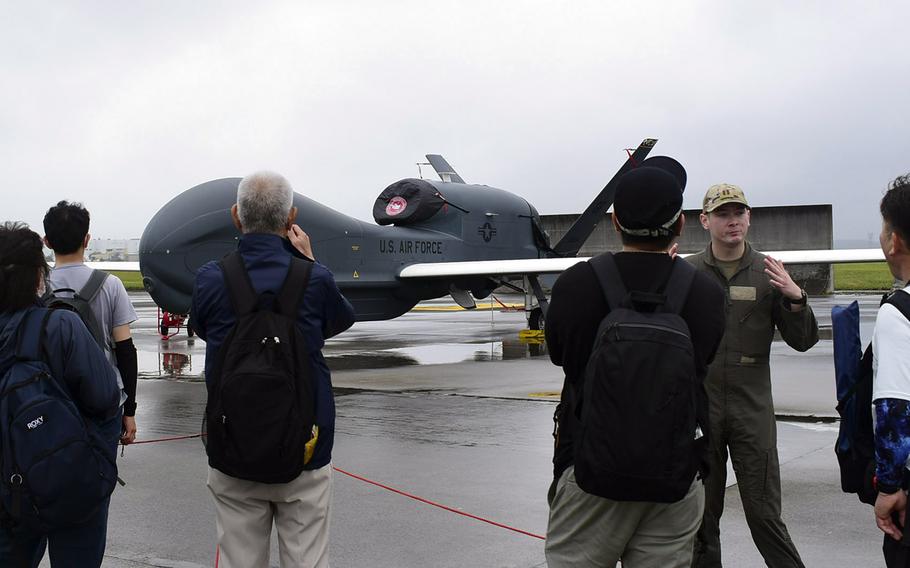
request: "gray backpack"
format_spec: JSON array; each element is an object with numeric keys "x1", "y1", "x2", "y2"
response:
[{"x1": 42, "y1": 270, "x2": 110, "y2": 353}]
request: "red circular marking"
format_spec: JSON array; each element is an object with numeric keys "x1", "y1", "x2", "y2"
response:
[{"x1": 386, "y1": 196, "x2": 407, "y2": 216}]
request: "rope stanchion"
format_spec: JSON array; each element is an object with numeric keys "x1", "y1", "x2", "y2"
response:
[
  {"x1": 332, "y1": 466, "x2": 545, "y2": 540},
  {"x1": 127, "y1": 433, "x2": 547, "y2": 542}
]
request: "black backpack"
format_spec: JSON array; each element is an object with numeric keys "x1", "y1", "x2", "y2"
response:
[
  {"x1": 0, "y1": 309, "x2": 118, "y2": 532},
  {"x1": 42, "y1": 270, "x2": 110, "y2": 353},
  {"x1": 205, "y1": 252, "x2": 317, "y2": 483},
  {"x1": 574, "y1": 253, "x2": 699, "y2": 503},
  {"x1": 834, "y1": 290, "x2": 910, "y2": 505}
]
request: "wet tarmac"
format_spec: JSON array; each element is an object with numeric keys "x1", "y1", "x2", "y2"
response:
[{"x1": 49, "y1": 292, "x2": 890, "y2": 567}]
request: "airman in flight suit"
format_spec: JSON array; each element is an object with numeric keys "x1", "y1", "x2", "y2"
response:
[{"x1": 688, "y1": 184, "x2": 819, "y2": 567}]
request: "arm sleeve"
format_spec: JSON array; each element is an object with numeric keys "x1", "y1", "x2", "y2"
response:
[
  {"x1": 774, "y1": 291, "x2": 820, "y2": 352},
  {"x1": 874, "y1": 398, "x2": 910, "y2": 490},
  {"x1": 115, "y1": 337, "x2": 138, "y2": 416},
  {"x1": 51, "y1": 311, "x2": 120, "y2": 418},
  {"x1": 319, "y1": 268, "x2": 355, "y2": 339}
]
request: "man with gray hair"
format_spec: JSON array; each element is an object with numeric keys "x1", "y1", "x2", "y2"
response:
[{"x1": 192, "y1": 171, "x2": 355, "y2": 567}]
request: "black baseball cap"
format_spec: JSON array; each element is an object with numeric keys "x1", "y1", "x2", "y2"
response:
[
  {"x1": 641, "y1": 155, "x2": 686, "y2": 191},
  {"x1": 613, "y1": 164, "x2": 685, "y2": 237}
]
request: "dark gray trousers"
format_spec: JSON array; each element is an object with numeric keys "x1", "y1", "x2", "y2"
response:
[{"x1": 693, "y1": 410, "x2": 804, "y2": 568}]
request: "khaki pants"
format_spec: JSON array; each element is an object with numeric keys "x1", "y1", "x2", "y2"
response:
[
  {"x1": 546, "y1": 466, "x2": 704, "y2": 568},
  {"x1": 207, "y1": 465, "x2": 332, "y2": 568}
]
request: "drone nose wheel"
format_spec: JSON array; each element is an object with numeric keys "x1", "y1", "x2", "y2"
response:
[{"x1": 529, "y1": 307, "x2": 545, "y2": 331}]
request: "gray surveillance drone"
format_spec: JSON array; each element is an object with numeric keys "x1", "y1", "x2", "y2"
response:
[{"x1": 139, "y1": 139, "x2": 660, "y2": 330}]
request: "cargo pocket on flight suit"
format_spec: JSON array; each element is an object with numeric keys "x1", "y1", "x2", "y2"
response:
[
  {"x1": 759, "y1": 447, "x2": 783, "y2": 519},
  {"x1": 742, "y1": 448, "x2": 781, "y2": 519},
  {"x1": 735, "y1": 447, "x2": 773, "y2": 519}
]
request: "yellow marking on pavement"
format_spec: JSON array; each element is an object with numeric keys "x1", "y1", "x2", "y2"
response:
[
  {"x1": 519, "y1": 329, "x2": 545, "y2": 340},
  {"x1": 528, "y1": 392, "x2": 561, "y2": 398}
]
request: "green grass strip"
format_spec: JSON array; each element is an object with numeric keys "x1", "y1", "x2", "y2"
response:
[
  {"x1": 833, "y1": 262, "x2": 894, "y2": 291},
  {"x1": 105, "y1": 270, "x2": 145, "y2": 291}
]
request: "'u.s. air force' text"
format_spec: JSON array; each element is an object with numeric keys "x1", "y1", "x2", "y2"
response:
[{"x1": 379, "y1": 240, "x2": 444, "y2": 254}]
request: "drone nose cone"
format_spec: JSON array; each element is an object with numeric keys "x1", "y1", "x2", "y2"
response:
[
  {"x1": 139, "y1": 177, "x2": 242, "y2": 314},
  {"x1": 139, "y1": 246, "x2": 193, "y2": 314}
]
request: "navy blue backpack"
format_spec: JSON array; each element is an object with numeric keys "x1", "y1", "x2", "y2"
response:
[
  {"x1": 0, "y1": 309, "x2": 118, "y2": 531},
  {"x1": 833, "y1": 291, "x2": 910, "y2": 505}
]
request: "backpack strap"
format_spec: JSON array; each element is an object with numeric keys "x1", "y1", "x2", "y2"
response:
[
  {"x1": 276, "y1": 258, "x2": 313, "y2": 316},
  {"x1": 588, "y1": 253, "x2": 628, "y2": 310},
  {"x1": 589, "y1": 253, "x2": 695, "y2": 313},
  {"x1": 661, "y1": 258, "x2": 697, "y2": 314},
  {"x1": 78, "y1": 269, "x2": 109, "y2": 303},
  {"x1": 219, "y1": 252, "x2": 258, "y2": 316},
  {"x1": 885, "y1": 289, "x2": 910, "y2": 321},
  {"x1": 14, "y1": 309, "x2": 53, "y2": 363}
]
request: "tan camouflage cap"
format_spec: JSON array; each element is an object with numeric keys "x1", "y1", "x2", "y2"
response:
[{"x1": 702, "y1": 183, "x2": 749, "y2": 213}]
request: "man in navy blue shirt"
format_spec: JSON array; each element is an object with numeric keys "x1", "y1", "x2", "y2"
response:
[{"x1": 192, "y1": 171, "x2": 354, "y2": 568}]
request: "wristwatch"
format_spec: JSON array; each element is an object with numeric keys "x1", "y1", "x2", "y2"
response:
[{"x1": 783, "y1": 289, "x2": 808, "y2": 309}]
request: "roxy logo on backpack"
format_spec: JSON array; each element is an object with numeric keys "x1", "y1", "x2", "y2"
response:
[
  {"x1": 0, "y1": 309, "x2": 117, "y2": 531},
  {"x1": 574, "y1": 254, "x2": 701, "y2": 503}
]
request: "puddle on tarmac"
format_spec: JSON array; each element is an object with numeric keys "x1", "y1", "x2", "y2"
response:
[
  {"x1": 328, "y1": 339, "x2": 548, "y2": 370},
  {"x1": 138, "y1": 349, "x2": 204, "y2": 381},
  {"x1": 139, "y1": 338, "x2": 547, "y2": 378}
]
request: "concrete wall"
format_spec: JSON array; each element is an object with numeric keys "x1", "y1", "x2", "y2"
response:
[{"x1": 541, "y1": 204, "x2": 834, "y2": 294}]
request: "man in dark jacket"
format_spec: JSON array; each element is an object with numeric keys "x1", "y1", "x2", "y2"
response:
[
  {"x1": 192, "y1": 171, "x2": 355, "y2": 568},
  {"x1": 689, "y1": 183, "x2": 819, "y2": 568},
  {"x1": 0, "y1": 222, "x2": 120, "y2": 567},
  {"x1": 545, "y1": 164, "x2": 726, "y2": 567}
]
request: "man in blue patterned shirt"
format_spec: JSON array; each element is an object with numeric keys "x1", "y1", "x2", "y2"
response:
[{"x1": 872, "y1": 174, "x2": 910, "y2": 566}]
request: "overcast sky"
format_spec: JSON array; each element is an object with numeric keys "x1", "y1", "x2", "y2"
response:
[{"x1": 4, "y1": 1, "x2": 908, "y2": 243}]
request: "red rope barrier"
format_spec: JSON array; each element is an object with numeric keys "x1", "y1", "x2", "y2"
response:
[
  {"x1": 129, "y1": 433, "x2": 547, "y2": 542},
  {"x1": 332, "y1": 466, "x2": 545, "y2": 540},
  {"x1": 129, "y1": 433, "x2": 203, "y2": 445}
]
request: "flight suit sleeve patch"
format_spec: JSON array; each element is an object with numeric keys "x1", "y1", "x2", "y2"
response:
[{"x1": 729, "y1": 286, "x2": 757, "y2": 301}]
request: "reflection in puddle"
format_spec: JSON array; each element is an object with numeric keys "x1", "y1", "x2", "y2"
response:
[
  {"x1": 326, "y1": 339, "x2": 548, "y2": 370},
  {"x1": 139, "y1": 336, "x2": 548, "y2": 377},
  {"x1": 162, "y1": 352, "x2": 192, "y2": 376},
  {"x1": 328, "y1": 352, "x2": 419, "y2": 371},
  {"x1": 138, "y1": 348, "x2": 204, "y2": 380}
]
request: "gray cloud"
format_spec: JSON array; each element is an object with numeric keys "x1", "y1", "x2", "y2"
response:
[{"x1": 3, "y1": 1, "x2": 907, "y2": 243}]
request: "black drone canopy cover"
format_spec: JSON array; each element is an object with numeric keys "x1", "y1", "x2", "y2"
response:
[{"x1": 373, "y1": 178, "x2": 445, "y2": 226}]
